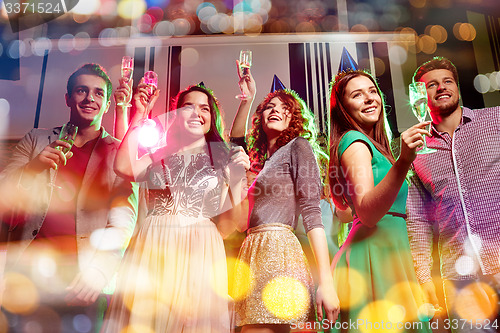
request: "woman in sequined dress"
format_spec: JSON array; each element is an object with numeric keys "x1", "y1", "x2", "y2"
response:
[
  {"x1": 102, "y1": 83, "x2": 249, "y2": 333},
  {"x1": 232, "y1": 88, "x2": 339, "y2": 333}
]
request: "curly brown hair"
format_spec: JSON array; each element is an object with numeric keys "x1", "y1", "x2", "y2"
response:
[{"x1": 247, "y1": 90, "x2": 321, "y2": 172}]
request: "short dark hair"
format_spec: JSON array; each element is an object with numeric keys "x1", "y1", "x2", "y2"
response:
[
  {"x1": 413, "y1": 56, "x2": 459, "y2": 84},
  {"x1": 66, "y1": 63, "x2": 112, "y2": 102}
]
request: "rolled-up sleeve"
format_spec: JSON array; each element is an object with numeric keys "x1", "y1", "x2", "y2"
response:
[{"x1": 407, "y1": 172, "x2": 436, "y2": 284}]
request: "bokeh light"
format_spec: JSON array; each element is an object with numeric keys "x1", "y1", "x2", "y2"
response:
[
  {"x1": 358, "y1": 300, "x2": 402, "y2": 333},
  {"x1": 36, "y1": 254, "x2": 57, "y2": 278},
  {"x1": 206, "y1": 13, "x2": 232, "y2": 34},
  {"x1": 374, "y1": 57, "x2": 386, "y2": 76},
  {"x1": 118, "y1": 0, "x2": 147, "y2": 20},
  {"x1": 417, "y1": 34, "x2": 437, "y2": 54},
  {"x1": 179, "y1": 47, "x2": 199, "y2": 67},
  {"x1": 98, "y1": 28, "x2": 119, "y2": 47},
  {"x1": 228, "y1": 257, "x2": 254, "y2": 301},
  {"x1": 74, "y1": 32, "x2": 91, "y2": 51},
  {"x1": 455, "y1": 255, "x2": 475, "y2": 276},
  {"x1": 409, "y1": 0, "x2": 426, "y2": 9},
  {"x1": 72, "y1": 0, "x2": 100, "y2": 15},
  {"x1": 269, "y1": 19, "x2": 291, "y2": 33},
  {"x1": 197, "y1": 2, "x2": 217, "y2": 22},
  {"x1": 147, "y1": 6, "x2": 164, "y2": 22},
  {"x1": 474, "y1": 74, "x2": 490, "y2": 94},
  {"x1": 32, "y1": 37, "x2": 53, "y2": 56},
  {"x1": 334, "y1": 267, "x2": 367, "y2": 309},
  {"x1": 73, "y1": 13, "x2": 91, "y2": 24},
  {"x1": 154, "y1": 20, "x2": 175, "y2": 36},
  {"x1": 8, "y1": 40, "x2": 25, "y2": 59},
  {"x1": 262, "y1": 276, "x2": 309, "y2": 321},
  {"x1": 388, "y1": 304, "x2": 406, "y2": 323},
  {"x1": 2, "y1": 272, "x2": 40, "y2": 314},
  {"x1": 385, "y1": 281, "x2": 424, "y2": 321},
  {"x1": 427, "y1": 25, "x2": 448, "y2": 44},
  {"x1": 138, "y1": 13, "x2": 154, "y2": 33},
  {"x1": 296, "y1": 21, "x2": 317, "y2": 33},
  {"x1": 58, "y1": 34, "x2": 74, "y2": 53},
  {"x1": 173, "y1": 18, "x2": 192, "y2": 36},
  {"x1": 489, "y1": 72, "x2": 500, "y2": 91},
  {"x1": 454, "y1": 282, "x2": 499, "y2": 321},
  {"x1": 99, "y1": 1, "x2": 118, "y2": 16},
  {"x1": 389, "y1": 45, "x2": 408, "y2": 65},
  {"x1": 146, "y1": 0, "x2": 170, "y2": 7},
  {"x1": 246, "y1": 14, "x2": 264, "y2": 33},
  {"x1": 73, "y1": 314, "x2": 92, "y2": 333},
  {"x1": 454, "y1": 23, "x2": 477, "y2": 41},
  {"x1": 210, "y1": 258, "x2": 231, "y2": 300},
  {"x1": 351, "y1": 24, "x2": 369, "y2": 33}
]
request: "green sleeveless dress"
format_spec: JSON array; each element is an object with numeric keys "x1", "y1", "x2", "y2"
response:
[{"x1": 329, "y1": 131, "x2": 432, "y2": 333}]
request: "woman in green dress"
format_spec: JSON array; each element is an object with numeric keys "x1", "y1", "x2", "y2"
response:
[{"x1": 328, "y1": 70, "x2": 433, "y2": 332}]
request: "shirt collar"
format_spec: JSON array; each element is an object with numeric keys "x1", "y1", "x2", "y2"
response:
[{"x1": 430, "y1": 106, "x2": 474, "y2": 137}]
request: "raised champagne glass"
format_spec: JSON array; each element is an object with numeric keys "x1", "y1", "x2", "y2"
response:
[
  {"x1": 409, "y1": 82, "x2": 436, "y2": 154},
  {"x1": 143, "y1": 71, "x2": 158, "y2": 117},
  {"x1": 117, "y1": 56, "x2": 134, "y2": 107},
  {"x1": 235, "y1": 50, "x2": 252, "y2": 99},
  {"x1": 144, "y1": 71, "x2": 158, "y2": 97}
]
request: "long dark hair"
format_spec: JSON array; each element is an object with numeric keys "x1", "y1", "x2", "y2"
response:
[
  {"x1": 170, "y1": 84, "x2": 228, "y2": 169},
  {"x1": 171, "y1": 84, "x2": 225, "y2": 143},
  {"x1": 329, "y1": 70, "x2": 394, "y2": 209}
]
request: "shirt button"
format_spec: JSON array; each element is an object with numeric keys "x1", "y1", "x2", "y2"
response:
[{"x1": 32, "y1": 229, "x2": 38, "y2": 237}]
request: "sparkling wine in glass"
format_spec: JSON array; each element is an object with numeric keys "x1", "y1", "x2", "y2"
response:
[
  {"x1": 57, "y1": 122, "x2": 78, "y2": 154},
  {"x1": 409, "y1": 82, "x2": 436, "y2": 154},
  {"x1": 117, "y1": 56, "x2": 134, "y2": 106},
  {"x1": 49, "y1": 122, "x2": 78, "y2": 188},
  {"x1": 144, "y1": 71, "x2": 158, "y2": 97},
  {"x1": 143, "y1": 71, "x2": 158, "y2": 116},
  {"x1": 121, "y1": 56, "x2": 134, "y2": 82},
  {"x1": 236, "y1": 50, "x2": 252, "y2": 99}
]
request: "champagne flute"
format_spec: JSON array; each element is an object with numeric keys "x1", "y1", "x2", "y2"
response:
[
  {"x1": 235, "y1": 50, "x2": 252, "y2": 99},
  {"x1": 144, "y1": 71, "x2": 158, "y2": 97},
  {"x1": 143, "y1": 71, "x2": 158, "y2": 116},
  {"x1": 49, "y1": 122, "x2": 78, "y2": 188},
  {"x1": 409, "y1": 82, "x2": 436, "y2": 154},
  {"x1": 57, "y1": 122, "x2": 78, "y2": 154},
  {"x1": 117, "y1": 56, "x2": 134, "y2": 107}
]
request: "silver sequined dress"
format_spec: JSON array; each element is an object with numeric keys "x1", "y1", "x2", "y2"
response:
[{"x1": 104, "y1": 150, "x2": 230, "y2": 333}]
